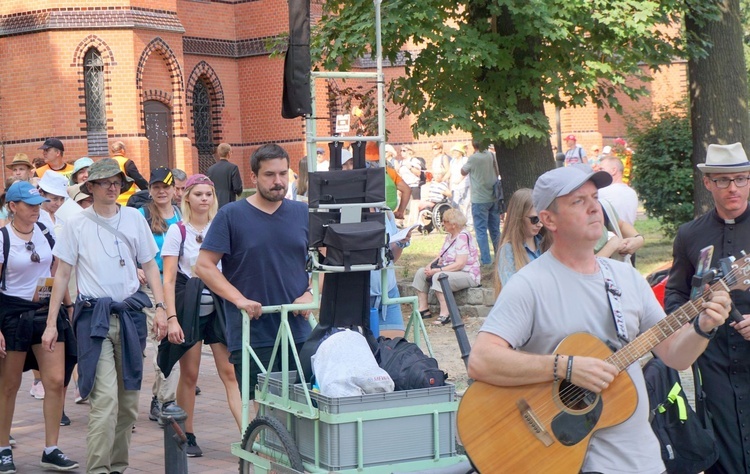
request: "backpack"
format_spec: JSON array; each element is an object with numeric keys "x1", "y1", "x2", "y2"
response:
[
  {"x1": 375, "y1": 336, "x2": 447, "y2": 391},
  {"x1": 1, "y1": 222, "x2": 55, "y2": 291},
  {"x1": 643, "y1": 356, "x2": 718, "y2": 473}
]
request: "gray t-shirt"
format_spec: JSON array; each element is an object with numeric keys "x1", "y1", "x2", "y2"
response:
[
  {"x1": 481, "y1": 252, "x2": 666, "y2": 473},
  {"x1": 461, "y1": 150, "x2": 496, "y2": 203}
]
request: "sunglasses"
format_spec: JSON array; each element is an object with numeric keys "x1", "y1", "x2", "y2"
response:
[
  {"x1": 527, "y1": 216, "x2": 541, "y2": 225},
  {"x1": 25, "y1": 241, "x2": 40, "y2": 263}
]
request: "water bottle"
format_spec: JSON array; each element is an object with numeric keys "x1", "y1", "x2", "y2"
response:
[{"x1": 369, "y1": 307, "x2": 380, "y2": 338}]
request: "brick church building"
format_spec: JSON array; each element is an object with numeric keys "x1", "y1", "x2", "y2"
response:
[{"x1": 0, "y1": 1, "x2": 687, "y2": 184}]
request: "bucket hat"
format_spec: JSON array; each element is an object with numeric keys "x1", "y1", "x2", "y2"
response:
[
  {"x1": 83, "y1": 158, "x2": 134, "y2": 194},
  {"x1": 38, "y1": 170, "x2": 69, "y2": 198}
]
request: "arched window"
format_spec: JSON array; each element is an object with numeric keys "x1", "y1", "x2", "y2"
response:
[
  {"x1": 84, "y1": 48, "x2": 108, "y2": 155},
  {"x1": 193, "y1": 79, "x2": 214, "y2": 173}
]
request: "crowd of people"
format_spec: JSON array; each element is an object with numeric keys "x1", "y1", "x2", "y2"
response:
[{"x1": 1, "y1": 134, "x2": 748, "y2": 474}]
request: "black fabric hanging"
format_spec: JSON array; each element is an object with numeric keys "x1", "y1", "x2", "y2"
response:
[{"x1": 281, "y1": 0, "x2": 313, "y2": 118}]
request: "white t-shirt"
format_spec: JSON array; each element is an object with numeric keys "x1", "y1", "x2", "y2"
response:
[
  {"x1": 0, "y1": 223, "x2": 54, "y2": 300},
  {"x1": 481, "y1": 252, "x2": 665, "y2": 473},
  {"x1": 598, "y1": 183, "x2": 638, "y2": 225},
  {"x1": 38, "y1": 209, "x2": 64, "y2": 237},
  {"x1": 161, "y1": 221, "x2": 221, "y2": 277},
  {"x1": 54, "y1": 206, "x2": 157, "y2": 301}
]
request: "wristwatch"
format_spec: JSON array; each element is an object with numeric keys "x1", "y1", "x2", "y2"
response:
[{"x1": 155, "y1": 302, "x2": 168, "y2": 311}]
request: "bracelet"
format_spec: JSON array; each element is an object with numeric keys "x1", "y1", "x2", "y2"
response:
[
  {"x1": 553, "y1": 354, "x2": 560, "y2": 383},
  {"x1": 634, "y1": 234, "x2": 644, "y2": 240},
  {"x1": 396, "y1": 240, "x2": 410, "y2": 249},
  {"x1": 693, "y1": 315, "x2": 717, "y2": 339},
  {"x1": 64, "y1": 304, "x2": 74, "y2": 309},
  {"x1": 167, "y1": 315, "x2": 177, "y2": 321},
  {"x1": 566, "y1": 356, "x2": 574, "y2": 383}
]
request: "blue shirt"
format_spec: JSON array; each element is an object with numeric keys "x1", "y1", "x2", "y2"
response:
[
  {"x1": 139, "y1": 206, "x2": 181, "y2": 273},
  {"x1": 496, "y1": 234, "x2": 543, "y2": 286}
]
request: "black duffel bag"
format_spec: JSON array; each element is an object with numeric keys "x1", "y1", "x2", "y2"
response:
[
  {"x1": 308, "y1": 168, "x2": 385, "y2": 208},
  {"x1": 322, "y1": 221, "x2": 385, "y2": 271}
]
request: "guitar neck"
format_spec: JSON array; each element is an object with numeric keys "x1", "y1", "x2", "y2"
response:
[{"x1": 605, "y1": 279, "x2": 729, "y2": 371}]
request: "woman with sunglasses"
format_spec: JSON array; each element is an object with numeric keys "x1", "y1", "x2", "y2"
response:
[
  {"x1": 0, "y1": 181, "x2": 78, "y2": 472},
  {"x1": 160, "y1": 174, "x2": 241, "y2": 458},
  {"x1": 495, "y1": 188, "x2": 548, "y2": 296}
]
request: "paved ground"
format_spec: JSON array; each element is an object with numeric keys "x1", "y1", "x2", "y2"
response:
[{"x1": 9, "y1": 345, "x2": 246, "y2": 473}]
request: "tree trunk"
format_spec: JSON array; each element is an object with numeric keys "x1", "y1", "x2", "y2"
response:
[
  {"x1": 495, "y1": 98, "x2": 555, "y2": 198},
  {"x1": 687, "y1": 0, "x2": 750, "y2": 216}
]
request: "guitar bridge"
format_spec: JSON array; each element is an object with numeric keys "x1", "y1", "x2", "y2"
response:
[{"x1": 517, "y1": 399, "x2": 554, "y2": 447}]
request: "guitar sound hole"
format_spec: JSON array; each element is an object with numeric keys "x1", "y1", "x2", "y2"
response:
[{"x1": 557, "y1": 380, "x2": 598, "y2": 413}]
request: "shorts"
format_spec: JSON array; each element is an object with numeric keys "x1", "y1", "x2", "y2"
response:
[
  {"x1": 410, "y1": 186, "x2": 421, "y2": 200},
  {"x1": 370, "y1": 286, "x2": 405, "y2": 331},
  {"x1": 230, "y1": 342, "x2": 305, "y2": 400},
  {"x1": 1, "y1": 309, "x2": 66, "y2": 352},
  {"x1": 197, "y1": 312, "x2": 224, "y2": 346}
]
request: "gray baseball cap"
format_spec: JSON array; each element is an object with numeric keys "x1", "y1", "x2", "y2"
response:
[{"x1": 532, "y1": 164, "x2": 612, "y2": 212}]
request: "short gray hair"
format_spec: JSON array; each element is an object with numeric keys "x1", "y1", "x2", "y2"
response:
[{"x1": 172, "y1": 168, "x2": 187, "y2": 181}]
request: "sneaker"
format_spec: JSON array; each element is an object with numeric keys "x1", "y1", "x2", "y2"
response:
[
  {"x1": 60, "y1": 411, "x2": 71, "y2": 427},
  {"x1": 40, "y1": 448, "x2": 78, "y2": 471},
  {"x1": 148, "y1": 396, "x2": 160, "y2": 422},
  {"x1": 73, "y1": 387, "x2": 87, "y2": 404},
  {"x1": 185, "y1": 433, "x2": 203, "y2": 457},
  {"x1": 29, "y1": 380, "x2": 45, "y2": 400},
  {"x1": 195, "y1": 385, "x2": 201, "y2": 396},
  {"x1": 157, "y1": 401, "x2": 174, "y2": 428},
  {"x1": 8, "y1": 436, "x2": 14, "y2": 447},
  {"x1": 0, "y1": 448, "x2": 15, "y2": 473}
]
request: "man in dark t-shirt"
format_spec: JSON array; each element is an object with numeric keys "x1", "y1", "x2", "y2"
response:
[
  {"x1": 206, "y1": 143, "x2": 243, "y2": 208},
  {"x1": 196, "y1": 143, "x2": 312, "y2": 396}
]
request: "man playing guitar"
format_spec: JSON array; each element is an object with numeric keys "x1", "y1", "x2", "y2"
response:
[{"x1": 464, "y1": 164, "x2": 731, "y2": 473}]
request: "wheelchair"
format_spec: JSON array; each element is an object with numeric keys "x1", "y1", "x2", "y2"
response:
[{"x1": 417, "y1": 197, "x2": 455, "y2": 234}]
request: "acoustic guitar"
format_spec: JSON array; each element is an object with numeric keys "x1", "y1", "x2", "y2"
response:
[{"x1": 457, "y1": 255, "x2": 750, "y2": 473}]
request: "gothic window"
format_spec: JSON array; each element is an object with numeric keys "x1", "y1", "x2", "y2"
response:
[
  {"x1": 193, "y1": 79, "x2": 214, "y2": 173},
  {"x1": 84, "y1": 48, "x2": 108, "y2": 156},
  {"x1": 84, "y1": 49, "x2": 106, "y2": 132}
]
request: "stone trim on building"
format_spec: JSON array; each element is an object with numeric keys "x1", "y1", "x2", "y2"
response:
[
  {"x1": 0, "y1": 7, "x2": 185, "y2": 37},
  {"x1": 186, "y1": 61, "x2": 226, "y2": 144},
  {"x1": 73, "y1": 36, "x2": 116, "y2": 134},
  {"x1": 183, "y1": 35, "x2": 285, "y2": 58}
]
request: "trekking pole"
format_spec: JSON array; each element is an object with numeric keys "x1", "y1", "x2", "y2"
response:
[{"x1": 438, "y1": 273, "x2": 473, "y2": 378}]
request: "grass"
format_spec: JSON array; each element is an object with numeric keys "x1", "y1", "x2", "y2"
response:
[{"x1": 395, "y1": 217, "x2": 674, "y2": 283}]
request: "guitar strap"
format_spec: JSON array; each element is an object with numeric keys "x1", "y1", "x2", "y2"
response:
[{"x1": 599, "y1": 258, "x2": 630, "y2": 344}]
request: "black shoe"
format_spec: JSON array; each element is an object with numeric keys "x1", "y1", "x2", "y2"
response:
[
  {"x1": 59, "y1": 411, "x2": 71, "y2": 427},
  {"x1": 40, "y1": 449, "x2": 78, "y2": 471},
  {"x1": 195, "y1": 385, "x2": 201, "y2": 396},
  {"x1": 148, "y1": 396, "x2": 160, "y2": 422},
  {"x1": 0, "y1": 448, "x2": 15, "y2": 473},
  {"x1": 185, "y1": 433, "x2": 203, "y2": 457},
  {"x1": 157, "y1": 401, "x2": 174, "y2": 428}
]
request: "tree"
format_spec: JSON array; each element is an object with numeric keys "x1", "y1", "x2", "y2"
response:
[
  {"x1": 686, "y1": 0, "x2": 749, "y2": 216},
  {"x1": 313, "y1": 0, "x2": 688, "y2": 195}
]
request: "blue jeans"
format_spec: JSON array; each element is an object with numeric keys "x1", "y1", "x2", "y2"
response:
[{"x1": 472, "y1": 201, "x2": 501, "y2": 265}]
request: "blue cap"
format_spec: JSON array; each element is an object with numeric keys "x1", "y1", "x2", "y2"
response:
[{"x1": 6, "y1": 181, "x2": 49, "y2": 205}]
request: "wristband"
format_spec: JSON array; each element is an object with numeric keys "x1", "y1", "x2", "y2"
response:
[
  {"x1": 553, "y1": 354, "x2": 560, "y2": 383},
  {"x1": 396, "y1": 240, "x2": 410, "y2": 249},
  {"x1": 566, "y1": 356, "x2": 574, "y2": 383},
  {"x1": 693, "y1": 315, "x2": 717, "y2": 339},
  {"x1": 64, "y1": 304, "x2": 74, "y2": 309},
  {"x1": 167, "y1": 315, "x2": 177, "y2": 321},
  {"x1": 634, "y1": 234, "x2": 644, "y2": 240}
]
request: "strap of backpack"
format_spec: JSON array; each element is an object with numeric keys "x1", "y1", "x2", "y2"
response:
[
  {"x1": 177, "y1": 221, "x2": 187, "y2": 259},
  {"x1": 0, "y1": 226, "x2": 9, "y2": 291},
  {"x1": 36, "y1": 222, "x2": 55, "y2": 249},
  {"x1": 692, "y1": 363, "x2": 715, "y2": 433}
]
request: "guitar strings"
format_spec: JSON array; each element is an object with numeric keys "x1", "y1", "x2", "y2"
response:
[{"x1": 531, "y1": 261, "x2": 748, "y2": 425}]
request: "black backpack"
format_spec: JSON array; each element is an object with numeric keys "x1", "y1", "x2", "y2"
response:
[
  {"x1": 375, "y1": 336, "x2": 447, "y2": 391},
  {"x1": 643, "y1": 356, "x2": 718, "y2": 473}
]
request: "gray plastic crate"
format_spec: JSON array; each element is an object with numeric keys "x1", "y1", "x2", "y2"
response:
[{"x1": 259, "y1": 371, "x2": 456, "y2": 471}]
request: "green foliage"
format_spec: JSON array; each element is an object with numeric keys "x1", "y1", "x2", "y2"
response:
[
  {"x1": 312, "y1": 0, "x2": 691, "y2": 146},
  {"x1": 627, "y1": 105, "x2": 693, "y2": 237}
]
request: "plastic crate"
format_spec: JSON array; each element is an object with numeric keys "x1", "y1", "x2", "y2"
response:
[{"x1": 258, "y1": 371, "x2": 457, "y2": 471}]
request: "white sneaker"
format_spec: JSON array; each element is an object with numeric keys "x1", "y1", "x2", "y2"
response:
[{"x1": 29, "y1": 381, "x2": 44, "y2": 400}]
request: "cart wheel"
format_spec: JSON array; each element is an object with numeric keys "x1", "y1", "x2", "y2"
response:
[{"x1": 239, "y1": 415, "x2": 304, "y2": 473}]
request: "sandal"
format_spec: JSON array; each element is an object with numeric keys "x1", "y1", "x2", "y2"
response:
[
  {"x1": 432, "y1": 315, "x2": 451, "y2": 326},
  {"x1": 419, "y1": 309, "x2": 433, "y2": 319}
]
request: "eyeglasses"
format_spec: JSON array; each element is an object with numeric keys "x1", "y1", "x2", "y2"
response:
[
  {"x1": 432, "y1": 147, "x2": 440, "y2": 150},
  {"x1": 25, "y1": 241, "x2": 40, "y2": 263},
  {"x1": 92, "y1": 180, "x2": 123, "y2": 189},
  {"x1": 710, "y1": 176, "x2": 750, "y2": 189},
  {"x1": 527, "y1": 216, "x2": 541, "y2": 225}
]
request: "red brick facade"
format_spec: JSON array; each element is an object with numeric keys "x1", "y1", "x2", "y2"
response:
[{"x1": 0, "y1": 1, "x2": 687, "y2": 183}]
